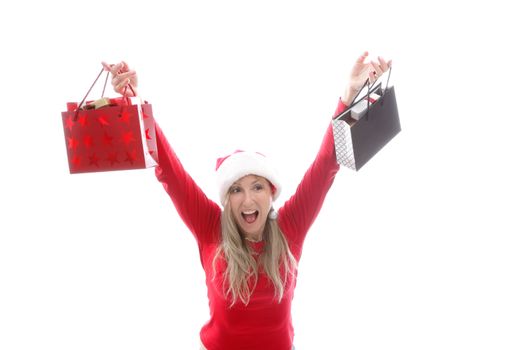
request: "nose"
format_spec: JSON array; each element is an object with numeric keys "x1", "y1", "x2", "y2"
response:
[{"x1": 241, "y1": 191, "x2": 255, "y2": 206}]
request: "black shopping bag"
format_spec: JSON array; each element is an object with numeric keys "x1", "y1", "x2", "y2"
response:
[{"x1": 332, "y1": 69, "x2": 401, "y2": 170}]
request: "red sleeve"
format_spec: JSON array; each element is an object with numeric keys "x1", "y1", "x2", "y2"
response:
[
  {"x1": 334, "y1": 97, "x2": 349, "y2": 117},
  {"x1": 277, "y1": 99, "x2": 347, "y2": 256},
  {"x1": 154, "y1": 123, "x2": 221, "y2": 245}
]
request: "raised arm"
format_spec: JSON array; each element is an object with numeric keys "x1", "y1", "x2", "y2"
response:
[
  {"x1": 277, "y1": 106, "x2": 342, "y2": 250},
  {"x1": 154, "y1": 123, "x2": 221, "y2": 243},
  {"x1": 278, "y1": 52, "x2": 392, "y2": 251},
  {"x1": 102, "y1": 61, "x2": 221, "y2": 245}
]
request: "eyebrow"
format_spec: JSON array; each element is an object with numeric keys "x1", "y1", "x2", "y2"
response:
[{"x1": 232, "y1": 177, "x2": 264, "y2": 186}]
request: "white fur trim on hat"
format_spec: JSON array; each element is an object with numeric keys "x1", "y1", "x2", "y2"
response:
[{"x1": 216, "y1": 151, "x2": 281, "y2": 206}]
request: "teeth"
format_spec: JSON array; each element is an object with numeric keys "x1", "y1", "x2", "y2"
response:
[{"x1": 242, "y1": 210, "x2": 257, "y2": 215}]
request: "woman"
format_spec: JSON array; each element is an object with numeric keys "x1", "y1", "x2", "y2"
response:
[{"x1": 103, "y1": 52, "x2": 391, "y2": 350}]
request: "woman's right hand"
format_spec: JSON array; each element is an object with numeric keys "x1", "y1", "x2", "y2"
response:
[
  {"x1": 101, "y1": 61, "x2": 138, "y2": 97},
  {"x1": 341, "y1": 52, "x2": 391, "y2": 106}
]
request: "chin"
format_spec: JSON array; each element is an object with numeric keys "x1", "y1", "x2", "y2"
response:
[
  {"x1": 240, "y1": 224, "x2": 264, "y2": 237},
  {"x1": 237, "y1": 217, "x2": 266, "y2": 237}
]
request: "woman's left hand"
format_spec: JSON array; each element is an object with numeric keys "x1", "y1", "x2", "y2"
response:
[{"x1": 341, "y1": 51, "x2": 392, "y2": 106}]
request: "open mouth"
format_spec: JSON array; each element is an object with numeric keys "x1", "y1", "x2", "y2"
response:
[{"x1": 241, "y1": 210, "x2": 259, "y2": 224}]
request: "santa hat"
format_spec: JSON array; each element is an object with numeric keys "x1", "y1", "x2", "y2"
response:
[{"x1": 216, "y1": 150, "x2": 281, "y2": 206}]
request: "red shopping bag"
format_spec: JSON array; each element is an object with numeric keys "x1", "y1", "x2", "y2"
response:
[{"x1": 61, "y1": 68, "x2": 157, "y2": 174}]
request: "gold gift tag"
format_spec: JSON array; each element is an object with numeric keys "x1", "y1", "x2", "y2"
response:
[
  {"x1": 82, "y1": 98, "x2": 111, "y2": 110},
  {"x1": 81, "y1": 98, "x2": 117, "y2": 110},
  {"x1": 92, "y1": 97, "x2": 112, "y2": 109}
]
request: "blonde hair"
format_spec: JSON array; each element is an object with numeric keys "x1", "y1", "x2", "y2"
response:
[{"x1": 213, "y1": 201, "x2": 297, "y2": 306}]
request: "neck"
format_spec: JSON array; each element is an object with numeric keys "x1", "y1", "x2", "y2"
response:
[{"x1": 244, "y1": 234, "x2": 263, "y2": 243}]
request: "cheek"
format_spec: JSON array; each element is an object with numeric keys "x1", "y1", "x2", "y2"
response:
[
  {"x1": 227, "y1": 194, "x2": 240, "y2": 208},
  {"x1": 259, "y1": 192, "x2": 273, "y2": 210}
]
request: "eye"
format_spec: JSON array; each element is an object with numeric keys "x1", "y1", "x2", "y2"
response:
[
  {"x1": 229, "y1": 186, "x2": 241, "y2": 194},
  {"x1": 253, "y1": 183, "x2": 264, "y2": 191}
]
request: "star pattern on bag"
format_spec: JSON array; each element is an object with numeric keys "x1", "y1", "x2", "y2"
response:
[
  {"x1": 119, "y1": 109, "x2": 130, "y2": 123},
  {"x1": 96, "y1": 114, "x2": 110, "y2": 126},
  {"x1": 103, "y1": 132, "x2": 113, "y2": 146},
  {"x1": 65, "y1": 116, "x2": 74, "y2": 132},
  {"x1": 89, "y1": 153, "x2": 100, "y2": 167},
  {"x1": 121, "y1": 131, "x2": 135, "y2": 145},
  {"x1": 71, "y1": 154, "x2": 81, "y2": 168},
  {"x1": 83, "y1": 135, "x2": 94, "y2": 148},
  {"x1": 67, "y1": 136, "x2": 79, "y2": 150},
  {"x1": 78, "y1": 114, "x2": 89, "y2": 127},
  {"x1": 62, "y1": 100, "x2": 158, "y2": 173},
  {"x1": 124, "y1": 150, "x2": 137, "y2": 164},
  {"x1": 142, "y1": 108, "x2": 150, "y2": 119},
  {"x1": 106, "y1": 152, "x2": 119, "y2": 166}
]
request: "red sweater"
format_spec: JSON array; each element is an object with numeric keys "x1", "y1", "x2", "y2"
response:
[{"x1": 154, "y1": 100, "x2": 347, "y2": 350}]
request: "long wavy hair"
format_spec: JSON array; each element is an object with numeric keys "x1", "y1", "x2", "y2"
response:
[{"x1": 212, "y1": 200, "x2": 297, "y2": 306}]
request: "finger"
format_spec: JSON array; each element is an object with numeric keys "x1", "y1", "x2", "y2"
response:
[
  {"x1": 113, "y1": 71, "x2": 136, "y2": 85},
  {"x1": 369, "y1": 70, "x2": 377, "y2": 84},
  {"x1": 101, "y1": 61, "x2": 122, "y2": 75},
  {"x1": 356, "y1": 51, "x2": 369, "y2": 64},
  {"x1": 120, "y1": 61, "x2": 130, "y2": 73},
  {"x1": 118, "y1": 70, "x2": 136, "y2": 80},
  {"x1": 370, "y1": 61, "x2": 383, "y2": 76},
  {"x1": 112, "y1": 74, "x2": 123, "y2": 86},
  {"x1": 107, "y1": 62, "x2": 124, "y2": 76},
  {"x1": 101, "y1": 61, "x2": 112, "y2": 72},
  {"x1": 387, "y1": 59, "x2": 393, "y2": 68},
  {"x1": 112, "y1": 76, "x2": 128, "y2": 90},
  {"x1": 116, "y1": 78, "x2": 131, "y2": 93},
  {"x1": 378, "y1": 56, "x2": 390, "y2": 72},
  {"x1": 111, "y1": 70, "x2": 125, "y2": 84}
]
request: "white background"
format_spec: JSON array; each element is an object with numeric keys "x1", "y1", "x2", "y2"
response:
[{"x1": 1, "y1": 0, "x2": 524, "y2": 349}]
